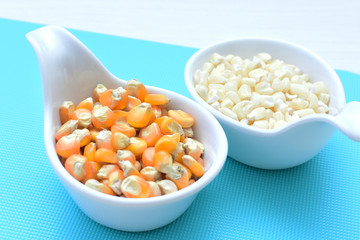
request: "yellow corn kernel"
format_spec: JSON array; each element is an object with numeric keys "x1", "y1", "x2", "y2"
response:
[
  {"x1": 116, "y1": 149, "x2": 136, "y2": 165},
  {"x1": 121, "y1": 175, "x2": 151, "y2": 198},
  {"x1": 76, "y1": 97, "x2": 93, "y2": 111},
  {"x1": 55, "y1": 134, "x2": 81, "y2": 158},
  {"x1": 55, "y1": 119, "x2": 78, "y2": 141},
  {"x1": 113, "y1": 110, "x2": 128, "y2": 123},
  {"x1": 119, "y1": 160, "x2": 142, "y2": 178},
  {"x1": 72, "y1": 128, "x2": 91, "y2": 147},
  {"x1": 148, "y1": 181, "x2": 161, "y2": 197},
  {"x1": 126, "y1": 103, "x2": 154, "y2": 128},
  {"x1": 111, "y1": 131, "x2": 130, "y2": 151},
  {"x1": 95, "y1": 129, "x2": 112, "y2": 149},
  {"x1": 126, "y1": 137, "x2": 148, "y2": 158},
  {"x1": 59, "y1": 101, "x2": 75, "y2": 124},
  {"x1": 92, "y1": 106, "x2": 115, "y2": 129},
  {"x1": 182, "y1": 155, "x2": 205, "y2": 178},
  {"x1": 126, "y1": 79, "x2": 148, "y2": 101},
  {"x1": 97, "y1": 164, "x2": 120, "y2": 180},
  {"x1": 85, "y1": 179, "x2": 115, "y2": 195},
  {"x1": 94, "y1": 148, "x2": 117, "y2": 164},
  {"x1": 99, "y1": 87, "x2": 128, "y2": 110},
  {"x1": 144, "y1": 94, "x2": 170, "y2": 108},
  {"x1": 140, "y1": 166, "x2": 162, "y2": 181},
  {"x1": 156, "y1": 179, "x2": 178, "y2": 195},
  {"x1": 168, "y1": 110, "x2": 195, "y2": 128},
  {"x1": 71, "y1": 108, "x2": 92, "y2": 128},
  {"x1": 93, "y1": 83, "x2": 107, "y2": 102},
  {"x1": 64, "y1": 154, "x2": 87, "y2": 181},
  {"x1": 138, "y1": 122, "x2": 162, "y2": 147}
]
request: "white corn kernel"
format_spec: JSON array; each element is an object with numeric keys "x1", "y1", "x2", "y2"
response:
[
  {"x1": 255, "y1": 82, "x2": 274, "y2": 95},
  {"x1": 268, "y1": 118, "x2": 276, "y2": 129},
  {"x1": 210, "y1": 53, "x2": 224, "y2": 65},
  {"x1": 238, "y1": 84, "x2": 252, "y2": 100},
  {"x1": 247, "y1": 107, "x2": 267, "y2": 121},
  {"x1": 248, "y1": 69, "x2": 268, "y2": 82},
  {"x1": 273, "y1": 111, "x2": 284, "y2": 121},
  {"x1": 257, "y1": 52, "x2": 272, "y2": 63},
  {"x1": 224, "y1": 81, "x2": 238, "y2": 92},
  {"x1": 307, "y1": 93, "x2": 319, "y2": 109},
  {"x1": 260, "y1": 95, "x2": 275, "y2": 108},
  {"x1": 316, "y1": 101, "x2": 329, "y2": 113},
  {"x1": 319, "y1": 93, "x2": 330, "y2": 105},
  {"x1": 220, "y1": 98, "x2": 234, "y2": 109},
  {"x1": 195, "y1": 84, "x2": 208, "y2": 100},
  {"x1": 211, "y1": 101, "x2": 220, "y2": 110},
  {"x1": 239, "y1": 118, "x2": 249, "y2": 125},
  {"x1": 241, "y1": 77, "x2": 257, "y2": 87},
  {"x1": 219, "y1": 107, "x2": 238, "y2": 120},
  {"x1": 290, "y1": 83, "x2": 309, "y2": 98},
  {"x1": 209, "y1": 73, "x2": 226, "y2": 84},
  {"x1": 294, "y1": 108, "x2": 315, "y2": 117},
  {"x1": 226, "y1": 91, "x2": 241, "y2": 104},
  {"x1": 202, "y1": 62, "x2": 214, "y2": 73},
  {"x1": 313, "y1": 82, "x2": 328, "y2": 94},
  {"x1": 290, "y1": 98, "x2": 309, "y2": 110},
  {"x1": 274, "y1": 99, "x2": 288, "y2": 113},
  {"x1": 275, "y1": 120, "x2": 287, "y2": 128},
  {"x1": 253, "y1": 120, "x2": 269, "y2": 129}
]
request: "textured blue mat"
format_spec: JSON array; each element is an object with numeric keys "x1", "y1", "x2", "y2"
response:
[{"x1": 0, "y1": 18, "x2": 359, "y2": 239}]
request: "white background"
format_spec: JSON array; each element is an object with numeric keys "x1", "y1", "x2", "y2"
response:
[{"x1": 1, "y1": 0, "x2": 360, "y2": 73}]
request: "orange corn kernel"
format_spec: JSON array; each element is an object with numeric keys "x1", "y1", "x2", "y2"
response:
[
  {"x1": 159, "y1": 117, "x2": 184, "y2": 136},
  {"x1": 93, "y1": 83, "x2": 108, "y2": 102},
  {"x1": 111, "y1": 122, "x2": 136, "y2": 138},
  {"x1": 140, "y1": 166, "x2": 162, "y2": 182},
  {"x1": 168, "y1": 110, "x2": 195, "y2": 128},
  {"x1": 113, "y1": 110, "x2": 128, "y2": 123},
  {"x1": 126, "y1": 79, "x2": 148, "y2": 101},
  {"x1": 72, "y1": 129, "x2": 91, "y2": 147},
  {"x1": 126, "y1": 137, "x2": 147, "y2": 158},
  {"x1": 197, "y1": 157, "x2": 204, "y2": 167},
  {"x1": 94, "y1": 148, "x2": 117, "y2": 164},
  {"x1": 125, "y1": 96, "x2": 141, "y2": 111},
  {"x1": 71, "y1": 108, "x2": 92, "y2": 128},
  {"x1": 144, "y1": 94, "x2": 170, "y2": 108},
  {"x1": 64, "y1": 154, "x2": 87, "y2": 181},
  {"x1": 166, "y1": 162, "x2": 190, "y2": 190},
  {"x1": 119, "y1": 160, "x2": 142, "y2": 178},
  {"x1": 55, "y1": 119, "x2": 78, "y2": 141},
  {"x1": 154, "y1": 135, "x2": 178, "y2": 154},
  {"x1": 99, "y1": 87, "x2": 128, "y2": 110},
  {"x1": 59, "y1": 101, "x2": 75, "y2": 124},
  {"x1": 107, "y1": 169, "x2": 125, "y2": 195},
  {"x1": 183, "y1": 138, "x2": 204, "y2": 160},
  {"x1": 84, "y1": 142, "x2": 96, "y2": 162},
  {"x1": 142, "y1": 147, "x2": 155, "y2": 167},
  {"x1": 182, "y1": 155, "x2": 205, "y2": 178},
  {"x1": 97, "y1": 164, "x2": 120, "y2": 179},
  {"x1": 116, "y1": 149, "x2": 136, "y2": 165},
  {"x1": 121, "y1": 175, "x2": 151, "y2": 198},
  {"x1": 152, "y1": 106, "x2": 162, "y2": 118},
  {"x1": 139, "y1": 122, "x2": 162, "y2": 147},
  {"x1": 126, "y1": 103, "x2": 154, "y2": 128},
  {"x1": 85, "y1": 179, "x2": 115, "y2": 195},
  {"x1": 154, "y1": 116, "x2": 171, "y2": 127},
  {"x1": 55, "y1": 134, "x2": 81, "y2": 158},
  {"x1": 173, "y1": 142, "x2": 185, "y2": 163},
  {"x1": 76, "y1": 97, "x2": 94, "y2": 111},
  {"x1": 89, "y1": 127, "x2": 100, "y2": 142},
  {"x1": 82, "y1": 161, "x2": 101, "y2": 183},
  {"x1": 92, "y1": 106, "x2": 115, "y2": 129},
  {"x1": 153, "y1": 151, "x2": 173, "y2": 173},
  {"x1": 95, "y1": 129, "x2": 112, "y2": 149},
  {"x1": 111, "y1": 131, "x2": 130, "y2": 151},
  {"x1": 148, "y1": 181, "x2": 161, "y2": 197}
]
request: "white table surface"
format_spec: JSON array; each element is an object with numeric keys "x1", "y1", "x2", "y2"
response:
[{"x1": 1, "y1": 0, "x2": 360, "y2": 73}]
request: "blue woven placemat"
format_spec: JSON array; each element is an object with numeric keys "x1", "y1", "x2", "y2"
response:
[{"x1": 0, "y1": 18, "x2": 359, "y2": 239}]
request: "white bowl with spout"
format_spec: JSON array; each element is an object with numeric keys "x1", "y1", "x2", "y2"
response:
[
  {"x1": 185, "y1": 38, "x2": 360, "y2": 169},
  {"x1": 26, "y1": 26, "x2": 228, "y2": 232}
]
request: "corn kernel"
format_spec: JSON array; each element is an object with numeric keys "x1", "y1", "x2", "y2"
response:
[
  {"x1": 85, "y1": 179, "x2": 115, "y2": 195},
  {"x1": 55, "y1": 119, "x2": 78, "y2": 141},
  {"x1": 121, "y1": 175, "x2": 150, "y2": 198},
  {"x1": 156, "y1": 180, "x2": 178, "y2": 195},
  {"x1": 56, "y1": 133, "x2": 81, "y2": 158},
  {"x1": 116, "y1": 149, "x2": 136, "y2": 165},
  {"x1": 126, "y1": 79, "x2": 148, "y2": 101},
  {"x1": 59, "y1": 101, "x2": 75, "y2": 124},
  {"x1": 64, "y1": 154, "x2": 87, "y2": 181}
]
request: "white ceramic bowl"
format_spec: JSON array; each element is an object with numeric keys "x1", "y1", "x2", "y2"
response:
[
  {"x1": 185, "y1": 38, "x2": 360, "y2": 170},
  {"x1": 26, "y1": 26, "x2": 228, "y2": 232}
]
